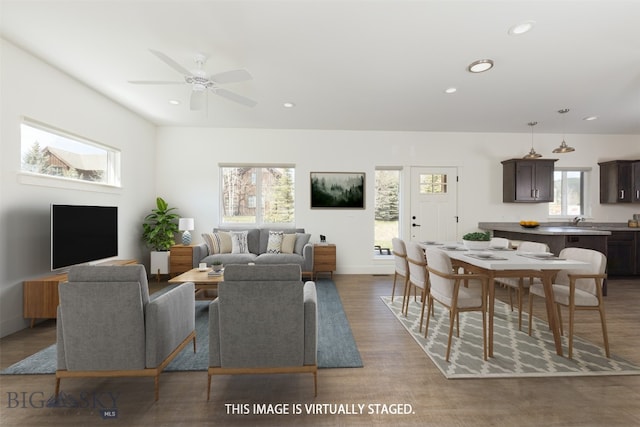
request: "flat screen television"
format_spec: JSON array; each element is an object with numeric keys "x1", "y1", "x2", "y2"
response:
[{"x1": 51, "y1": 204, "x2": 118, "y2": 271}]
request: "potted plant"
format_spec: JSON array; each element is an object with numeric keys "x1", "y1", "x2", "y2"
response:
[
  {"x1": 142, "y1": 197, "x2": 179, "y2": 275},
  {"x1": 462, "y1": 231, "x2": 491, "y2": 250}
]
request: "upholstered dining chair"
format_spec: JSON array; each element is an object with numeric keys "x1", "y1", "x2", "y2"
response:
[
  {"x1": 391, "y1": 238, "x2": 410, "y2": 313},
  {"x1": 528, "y1": 247, "x2": 609, "y2": 359},
  {"x1": 489, "y1": 237, "x2": 510, "y2": 249},
  {"x1": 424, "y1": 248, "x2": 488, "y2": 362},
  {"x1": 405, "y1": 241, "x2": 431, "y2": 329},
  {"x1": 495, "y1": 241, "x2": 550, "y2": 330}
]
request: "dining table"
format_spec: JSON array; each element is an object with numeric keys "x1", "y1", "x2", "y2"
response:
[{"x1": 419, "y1": 242, "x2": 590, "y2": 357}]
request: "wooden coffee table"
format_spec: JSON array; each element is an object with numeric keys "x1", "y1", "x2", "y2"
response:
[{"x1": 168, "y1": 268, "x2": 223, "y2": 300}]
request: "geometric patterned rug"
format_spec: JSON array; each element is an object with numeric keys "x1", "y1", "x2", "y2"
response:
[{"x1": 381, "y1": 296, "x2": 640, "y2": 378}]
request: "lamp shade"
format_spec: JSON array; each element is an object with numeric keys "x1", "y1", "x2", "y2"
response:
[{"x1": 178, "y1": 218, "x2": 194, "y2": 231}]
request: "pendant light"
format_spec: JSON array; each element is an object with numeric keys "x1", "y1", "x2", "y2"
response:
[
  {"x1": 523, "y1": 121, "x2": 542, "y2": 159},
  {"x1": 553, "y1": 108, "x2": 575, "y2": 153}
]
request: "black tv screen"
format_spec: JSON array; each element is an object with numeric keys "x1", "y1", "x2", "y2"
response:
[{"x1": 51, "y1": 204, "x2": 118, "y2": 270}]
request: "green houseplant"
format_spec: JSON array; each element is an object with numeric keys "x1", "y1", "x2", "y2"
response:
[
  {"x1": 142, "y1": 197, "x2": 180, "y2": 251},
  {"x1": 462, "y1": 231, "x2": 491, "y2": 250},
  {"x1": 143, "y1": 197, "x2": 179, "y2": 276}
]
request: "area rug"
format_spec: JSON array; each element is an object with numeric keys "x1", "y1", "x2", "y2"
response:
[
  {"x1": 381, "y1": 296, "x2": 640, "y2": 378},
  {"x1": 1, "y1": 279, "x2": 362, "y2": 375}
]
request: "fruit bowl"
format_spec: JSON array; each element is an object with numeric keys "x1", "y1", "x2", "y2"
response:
[{"x1": 519, "y1": 220, "x2": 540, "y2": 229}]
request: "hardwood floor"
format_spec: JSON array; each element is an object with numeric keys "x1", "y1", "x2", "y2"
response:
[{"x1": 1, "y1": 275, "x2": 639, "y2": 426}]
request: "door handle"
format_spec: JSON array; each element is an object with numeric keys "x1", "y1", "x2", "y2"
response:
[{"x1": 412, "y1": 223, "x2": 421, "y2": 227}]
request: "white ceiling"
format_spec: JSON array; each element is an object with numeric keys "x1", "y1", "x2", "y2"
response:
[{"x1": 2, "y1": 0, "x2": 639, "y2": 135}]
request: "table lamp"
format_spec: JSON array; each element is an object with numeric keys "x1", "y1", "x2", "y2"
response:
[{"x1": 178, "y1": 218, "x2": 194, "y2": 245}]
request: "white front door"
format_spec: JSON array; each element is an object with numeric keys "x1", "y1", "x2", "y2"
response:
[{"x1": 409, "y1": 167, "x2": 458, "y2": 242}]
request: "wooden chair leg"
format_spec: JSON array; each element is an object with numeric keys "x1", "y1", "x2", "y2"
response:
[
  {"x1": 445, "y1": 308, "x2": 455, "y2": 362},
  {"x1": 527, "y1": 293, "x2": 534, "y2": 336},
  {"x1": 517, "y1": 283, "x2": 524, "y2": 331},
  {"x1": 55, "y1": 377, "x2": 61, "y2": 398},
  {"x1": 599, "y1": 305, "x2": 610, "y2": 358},
  {"x1": 207, "y1": 373, "x2": 212, "y2": 401},
  {"x1": 424, "y1": 295, "x2": 433, "y2": 338},
  {"x1": 568, "y1": 304, "x2": 575, "y2": 359},
  {"x1": 391, "y1": 272, "x2": 398, "y2": 302},
  {"x1": 557, "y1": 305, "x2": 564, "y2": 336}
]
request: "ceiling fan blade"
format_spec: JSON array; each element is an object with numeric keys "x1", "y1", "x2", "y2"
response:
[
  {"x1": 149, "y1": 49, "x2": 193, "y2": 76},
  {"x1": 214, "y1": 88, "x2": 257, "y2": 108},
  {"x1": 128, "y1": 80, "x2": 185, "y2": 85},
  {"x1": 211, "y1": 69, "x2": 253, "y2": 84},
  {"x1": 190, "y1": 90, "x2": 206, "y2": 111}
]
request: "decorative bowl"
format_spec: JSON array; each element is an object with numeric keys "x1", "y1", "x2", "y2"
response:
[
  {"x1": 519, "y1": 220, "x2": 540, "y2": 229},
  {"x1": 462, "y1": 240, "x2": 491, "y2": 250}
]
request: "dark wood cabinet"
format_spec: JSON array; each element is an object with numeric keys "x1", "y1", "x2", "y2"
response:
[
  {"x1": 607, "y1": 231, "x2": 637, "y2": 276},
  {"x1": 502, "y1": 159, "x2": 557, "y2": 203},
  {"x1": 599, "y1": 160, "x2": 636, "y2": 203},
  {"x1": 634, "y1": 161, "x2": 640, "y2": 203}
]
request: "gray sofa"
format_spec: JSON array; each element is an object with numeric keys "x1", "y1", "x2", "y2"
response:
[
  {"x1": 207, "y1": 264, "x2": 317, "y2": 399},
  {"x1": 56, "y1": 265, "x2": 196, "y2": 401},
  {"x1": 193, "y1": 227, "x2": 313, "y2": 272}
]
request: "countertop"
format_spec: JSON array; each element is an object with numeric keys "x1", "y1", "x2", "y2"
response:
[{"x1": 477, "y1": 222, "x2": 640, "y2": 236}]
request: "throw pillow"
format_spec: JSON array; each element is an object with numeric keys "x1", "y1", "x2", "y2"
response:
[
  {"x1": 281, "y1": 233, "x2": 297, "y2": 254},
  {"x1": 266, "y1": 231, "x2": 284, "y2": 254},
  {"x1": 294, "y1": 233, "x2": 311, "y2": 255},
  {"x1": 202, "y1": 232, "x2": 232, "y2": 255},
  {"x1": 231, "y1": 231, "x2": 250, "y2": 254}
]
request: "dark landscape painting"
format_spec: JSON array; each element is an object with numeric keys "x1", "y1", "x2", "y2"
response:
[{"x1": 310, "y1": 172, "x2": 365, "y2": 208}]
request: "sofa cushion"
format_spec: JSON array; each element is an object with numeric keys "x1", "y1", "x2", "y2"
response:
[
  {"x1": 255, "y1": 253, "x2": 305, "y2": 265},
  {"x1": 281, "y1": 233, "x2": 296, "y2": 254},
  {"x1": 231, "y1": 231, "x2": 250, "y2": 254},
  {"x1": 202, "y1": 253, "x2": 258, "y2": 265},
  {"x1": 202, "y1": 232, "x2": 232, "y2": 255},
  {"x1": 295, "y1": 233, "x2": 311, "y2": 255},
  {"x1": 215, "y1": 228, "x2": 260, "y2": 254},
  {"x1": 266, "y1": 231, "x2": 284, "y2": 254},
  {"x1": 258, "y1": 228, "x2": 303, "y2": 254}
]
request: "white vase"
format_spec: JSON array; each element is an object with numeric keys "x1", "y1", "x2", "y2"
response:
[{"x1": 463, "y1": 240, "x2": 490, "y2": 250}]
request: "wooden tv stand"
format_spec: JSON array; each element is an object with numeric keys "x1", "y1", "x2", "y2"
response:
[{"x1": 23, "y1": 259, "x2": 137, "y2": 327}]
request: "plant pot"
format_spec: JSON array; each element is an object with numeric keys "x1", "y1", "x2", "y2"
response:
[
  {"x1": 150, "y1": 251, "x2": 170, "y2": 275},
  {"x1": 463, "y1": 240, "x2": 490, "y2": 250}
]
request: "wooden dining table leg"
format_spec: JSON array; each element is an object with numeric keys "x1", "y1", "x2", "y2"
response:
[
  {"x1": 540, "y1": 270, "x2": 563, "y2": 356},
  {"x1": 488, "y1": 273, "x2": 496, "y2": 357}
]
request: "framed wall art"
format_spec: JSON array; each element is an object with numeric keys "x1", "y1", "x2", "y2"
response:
[{"x1": 310, "y1": 172, "x2": 365, "y2": 209}]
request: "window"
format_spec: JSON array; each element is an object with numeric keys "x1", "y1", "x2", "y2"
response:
[
  {"x1": 221, "y1": 166, "x2": 295, "y2": 225},
  {"x1": 20, "y1": 119, "x2": 121, "y2": 187},
  {"x1": 549, "y1": 169, "x2": 589, "y2": 216},
  {"x1": 419, "y1": 173, "x2": 447, "y2": 194},
  {"x1": 374, "y1": 168, "x2": 401, "y2": 256}
]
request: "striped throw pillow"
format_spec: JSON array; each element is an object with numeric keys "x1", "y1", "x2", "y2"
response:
[{"x1": 202, "y1": 232, "x2": 232, "y2": 255}]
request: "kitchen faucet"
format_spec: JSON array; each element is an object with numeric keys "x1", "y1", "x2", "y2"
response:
[{"x1": 572, "y1": 216, "x2": 585, "y2": 225}]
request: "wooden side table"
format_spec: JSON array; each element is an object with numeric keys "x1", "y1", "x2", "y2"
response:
[
  {"x1": 170, "y1": 245, "x2": 195, "y2": 277},
  {"x1": 313, "y1": 244, "x2": 336, "y2": 279},
  {"x1": 23, "y1": 259, "x2": 137, "y2": 327}
]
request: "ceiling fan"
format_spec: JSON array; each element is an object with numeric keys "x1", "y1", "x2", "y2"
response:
[{"x1": 129, "y1": 49, "x2": 257, "y2": 110}]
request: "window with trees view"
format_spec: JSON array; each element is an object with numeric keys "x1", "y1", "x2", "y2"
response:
[
  {"x1": 221, "y1": 166, "x2": 295, "y2": 225},
  {"x1": 20, "y1": 119, "x2": 121, "y2": 187},
  {"x1": 374, "y1": 169, "x2": 400, "y2": 256},
  {"x1": 549, "y1": 169, "x2": 587, "y2": 216}
]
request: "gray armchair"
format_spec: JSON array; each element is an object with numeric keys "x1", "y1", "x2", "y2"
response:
[
  {"x1": 55, "y1": 265, "x2": 196, "y2": 401},
  {"x1": 207, "y1": 264, "x2": 317, "y2": 400}
]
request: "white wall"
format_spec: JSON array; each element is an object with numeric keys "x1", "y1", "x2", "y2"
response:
[
  {"x1": 0, "y1": 40, "x2": 157, "y2": 337},
  {"x1": 156, "y1": 127, "x2": 639, "y2": 275}
]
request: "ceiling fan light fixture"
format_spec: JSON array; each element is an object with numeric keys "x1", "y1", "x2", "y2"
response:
[
  {"x1": 523, "y1": 121, "x2": 542, "y2": 159},
  {"x1": 553, "y1": 108, "x2": 575, "y2": 153},
  {"x1": 467, "y1": 59, "x2": 494, "y2": 73}
]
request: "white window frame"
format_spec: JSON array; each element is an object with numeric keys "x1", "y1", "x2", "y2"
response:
[
  {"x1": 219, "y1": 164, "x2": 296, "y2": 226},
  {"x1": 19, "y1": 118, "x2": 121, "y2": 191},
  {"x1": 549, "y1": 167, "x2": 591, "y2": 218}
]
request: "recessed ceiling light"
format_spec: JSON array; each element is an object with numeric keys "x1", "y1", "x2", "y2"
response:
[
  {"x1": 283, "y1": 102, "x2": 296, "y2": 108},
  {"x1": 168, "y1": 100, "x2": 180, "y2": 105},
  {"x1": 583, "y1": 116, "x2": 599, "y2": 121},
  {"x1": 467, "y1": 59, "x2": 494, "y2": 73},
  {"x1": 508, "y1": 20, "x2": 536, "y2": 35},
  {"x1": 444, "y1": 87, "x2": 457, "y2": 94}
]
